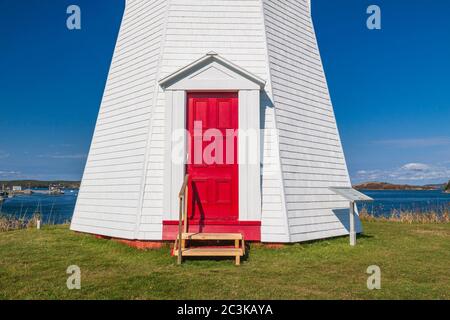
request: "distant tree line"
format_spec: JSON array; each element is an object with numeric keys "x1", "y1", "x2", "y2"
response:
[
  {"x1": 0, "y1": 180, "x2": 80, "y2": 189},
  {"x1": 446, "y1": 181, "x2": 450, "y2": 192}
]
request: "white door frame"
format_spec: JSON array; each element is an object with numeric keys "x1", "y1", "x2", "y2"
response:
[{"x1": 160, "y1": 53, "x2": 265, "y2": 223}]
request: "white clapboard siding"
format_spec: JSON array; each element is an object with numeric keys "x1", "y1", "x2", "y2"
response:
[
  {"x1": 71, "y1": 0, "x2": 169, "y2": 239},
  {"x1": 72, "y1": 0, "x2": 357, "y2": 243},
  {"x1": 134, "y1": 0, "x2": 289, "y2": 241},
  {"x1": 260, "y1": 101, "x2": 290, "y2": 242},
  {"x1": 262, "y1": 0, "x2": 360, "y2": 242}
]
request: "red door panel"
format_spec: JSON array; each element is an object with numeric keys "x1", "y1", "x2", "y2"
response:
[{"x1": 187, "y1": 93, "x2": 239, "y2": 224}]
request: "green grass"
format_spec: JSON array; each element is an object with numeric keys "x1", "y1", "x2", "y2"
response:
[{"x1": 0, "y1": 221, "x2": 449, "y2": 300}]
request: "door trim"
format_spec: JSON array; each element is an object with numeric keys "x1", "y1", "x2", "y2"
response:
[
  {"x1": 163, "y1": 89, "x2": 261, "y2": 223},
  {"x1": 161, "y1": 57, "x2": 262, "y2": 226}
]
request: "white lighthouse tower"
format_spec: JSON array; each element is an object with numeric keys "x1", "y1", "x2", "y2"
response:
[{"x1": 71, "y1": 0, "x2": 360, "y2": 244}]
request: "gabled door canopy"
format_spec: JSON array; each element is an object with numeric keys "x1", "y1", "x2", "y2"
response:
[{"x1": 159, "y1": 52, "x2": 266, "y2": 91}]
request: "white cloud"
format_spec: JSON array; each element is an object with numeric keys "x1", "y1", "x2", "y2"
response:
[
  {"x1": 374, "y1": 137, "x2": 450, "y2": 148},
  {"x1": 401, "y1": 163, "x2": 430, "y2": 171},
  {"x1": 38, "y1": 153, "x2": 87, "y2": 159},
  {"x1": 0, "y1": 151, "x2": 10, "y2": 159},
  {"x1": 355, "y1": 170, "x2": 384, "y2": 181},
  {"x1": 353, "y1": 162, "x2": 450, "y2": 184},
  {"x1": 49, "y1": 154, "x2": 87, "y2": 159},
  {"x1": 0, "y1": 170, "x2": 22, "y2": 178}
]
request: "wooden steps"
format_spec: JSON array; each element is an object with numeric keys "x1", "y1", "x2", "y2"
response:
[
  {"x1": 174, "y1": 232, "x2": 245, "y2": 265},
  {"x1": 174, "y1": 248, "x2": 243, "y2": 257},
  {"x1": 182, "y1": 233, "x2": 243, "y2": 241}
]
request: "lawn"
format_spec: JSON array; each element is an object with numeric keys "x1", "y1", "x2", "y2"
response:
[{"x1": 0, "y1": 221, "x2": 449, "y2": 300}]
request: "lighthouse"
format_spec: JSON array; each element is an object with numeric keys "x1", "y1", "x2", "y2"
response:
[{"x1": 71, "y1": 0, "x2": 360, "y2": 245}]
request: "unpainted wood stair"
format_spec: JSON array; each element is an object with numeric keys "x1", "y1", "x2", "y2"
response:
[
  {"x1": 174, "y1": 233, "x2": 245, "y2": 265},
  {"x1": 175, "y1": 175, "x2": 245, "y2": 265}
]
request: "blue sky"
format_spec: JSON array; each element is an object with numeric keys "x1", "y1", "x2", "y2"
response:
[{"x1": 0, "y1": 0, "x2": 449, "y2": 185}]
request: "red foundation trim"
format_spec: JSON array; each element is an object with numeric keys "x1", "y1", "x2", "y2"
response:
[
  {"x1": 162, "y1": 220, "x2": 261, "y2": 241},
  {"x1": 94, "y1": 234, "x2": 164, "y2": 250},
  {"x1": 253, "y1": 243, "x2": 286, "y2": 249}
]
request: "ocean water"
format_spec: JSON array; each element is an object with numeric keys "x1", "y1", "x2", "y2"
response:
[
  {"x1": 358, "y1": 189, "x2": 450, "y2": 216},
  {"x1": 1, "y1": 189, "x2": 449, "y2": 224},
  {"x1": 0, "y1": 189, "x2": 78, "y2": 224}
]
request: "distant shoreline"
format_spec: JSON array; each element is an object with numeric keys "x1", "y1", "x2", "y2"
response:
[
  {"x1": 358, "y1": 188, "x2": 439, "y2": 191},
  {"x1": 353, "y1": 182, "x2": 446, "y2": 191},
  {"x1": 0, "y1": 180, "x2": 80, "y2": 189}
]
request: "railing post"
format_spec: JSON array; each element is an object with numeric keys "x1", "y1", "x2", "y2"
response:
[
  {"x1": 349, "y1": 201, "x2": 356, "y2": 246},
  {"x1": 177, "y1": 196, "x2": 183, "y2": 265},
  {"x1": 181, "y1": 192, "x2": 185, "y2": 250},
  {"x1": 177, "y1": 174, "x2": 189, "y2": 265},
  {"x1": 184, "y1": 185, "x2": 189, "y2": 234}
]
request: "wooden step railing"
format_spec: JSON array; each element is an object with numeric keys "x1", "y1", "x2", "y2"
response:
[
  {"x1": 174, "y1": 174, "x2": 245, "y2": 266},
  {"x1": 176, "y1": 174, "x2": 189, "y2": 265},
  {"x1": 174, "y1": 233, "x2": 245, "y2": 265}
]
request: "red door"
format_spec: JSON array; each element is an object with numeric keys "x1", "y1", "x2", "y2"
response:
[{"x1": 186, "y1": 92, "x2": 239, "y2": 224}]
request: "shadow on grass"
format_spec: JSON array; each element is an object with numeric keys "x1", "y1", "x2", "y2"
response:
[
  {"x1": 270, "y1": 233, "x2": 374, "y2": 247},
  {"x1": 173, "y1": 242, "x2": 252, "y2": 265},
  {"x1": 180, "y1": 256, "x2": 245, "y2": 265},
  {"x1": 357, "y1": 234, "x2": 374, "y2": 240}
]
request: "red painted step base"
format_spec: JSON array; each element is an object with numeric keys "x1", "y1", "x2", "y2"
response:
[
  {"x1": 94, "y1": 234, "x2": 165, "y2": 250},
  {"x1": 162, "y1": 220, "x2": 261, "y2": 241}
]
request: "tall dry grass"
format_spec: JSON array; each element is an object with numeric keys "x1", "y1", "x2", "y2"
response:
[
  {"x1": 0, "y1": 214, "x2": 40, "y2": 232},
  {"x1": 359, "y1": 207, "x2": 450, "y2": 224}
]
